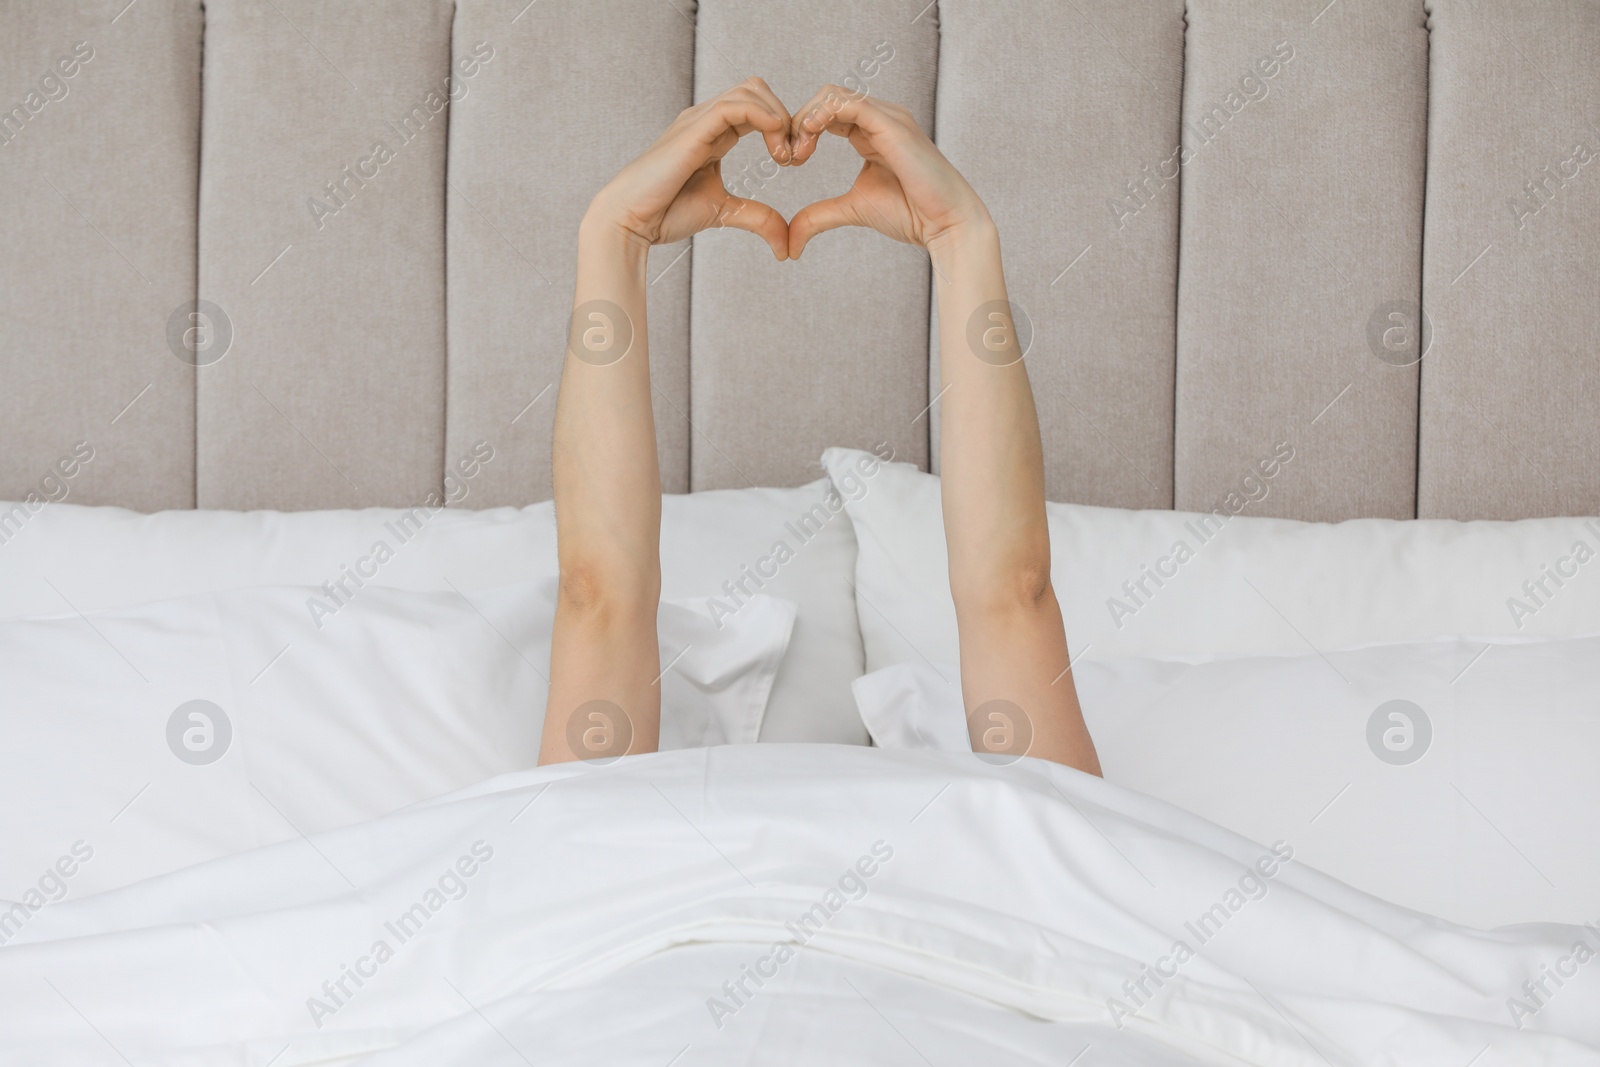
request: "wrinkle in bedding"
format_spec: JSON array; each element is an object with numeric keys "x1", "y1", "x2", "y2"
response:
[{"x1": 2, "y1": 745, "x2": 1597, "y2": 1065}]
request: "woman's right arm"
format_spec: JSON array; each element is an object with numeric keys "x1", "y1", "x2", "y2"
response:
[
  {"x1": 787, "y1": 87, "x2": 1101, "y2": 775},
  {"x1": 540, "y1": 80, "x2": 793, "y2": 765}
]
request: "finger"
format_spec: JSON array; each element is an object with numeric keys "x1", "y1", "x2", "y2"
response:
[
  {"x1": 714, "y1": 83, "x2": 794, "y2": 164},
  {"x1": 734, "y1": 77, "x2": 798, "y2": 165},
  {"x1": 685, "y1": 91, "x2": 790, "y2": 166},
  {"x1": 788, "y1": 85, "x2": 906, "y2": 164},
  {"x1": 713, "y1": 195, "x2": 791, "y2": 261},
  {"x1": 787, "y1": 192, "x2": 861, "y2": 259}
]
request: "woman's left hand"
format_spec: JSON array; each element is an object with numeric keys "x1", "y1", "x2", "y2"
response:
[{"x1": 785, "y1": 87, "x2": 992, "y2": 258}]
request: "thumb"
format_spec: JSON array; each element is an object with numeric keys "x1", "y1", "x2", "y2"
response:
[
  {"x1": 712, "y1": 195, "x2": 791, "y2": 261},
  {"x1": 787, "y1": 193, "x2": 861, "y2": 259}
]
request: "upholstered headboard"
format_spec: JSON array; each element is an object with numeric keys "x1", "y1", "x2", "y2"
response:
[{"x1": 2, "y1": 0, "x2": 1596, "y2": 521}]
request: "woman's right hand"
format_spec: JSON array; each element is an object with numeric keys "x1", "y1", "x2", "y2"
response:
[{"x1": 583, "y1": 78, "x2": 796, "y2": 260}]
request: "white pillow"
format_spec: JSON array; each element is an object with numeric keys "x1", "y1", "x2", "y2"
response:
[
  {"x1": 850, "y1": 662, "x2": 969, "y2": 751},
  {"x1": 822, "y1": 447, "x2": 1600, "y2": 669},
  {"x1": 851, "y1": 635, "x2": 1600, "y2": 930},
  {"x1": 0, "y1": 581, "x2": 794, "y2": 898},
  {"x1": 0, "y1": 478, "x2": 865, "y2": 744}
]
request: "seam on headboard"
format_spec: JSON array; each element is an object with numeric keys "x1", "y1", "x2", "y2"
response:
[
  {"x1": 442, "y1": 0, "x2": 457, "y2": 505},
  {"x1": 194, "y1": 0, "x2": 208, "y2": 508},
  {"x1": 1413, "y1": 0, "x2": 1433, "y2": 520},
  {"x1": 1169, "y1": 0, "x2": 1189, "y2": 512}
]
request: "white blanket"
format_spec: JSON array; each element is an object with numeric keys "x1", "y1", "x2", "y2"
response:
[{"x1": 4, "y1": 745, "x2": 1598, "y2": 1065}]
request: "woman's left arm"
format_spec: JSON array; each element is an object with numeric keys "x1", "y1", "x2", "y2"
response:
[{"x1": 788, "y1": 87, "x2": 1101, "y2": 775}]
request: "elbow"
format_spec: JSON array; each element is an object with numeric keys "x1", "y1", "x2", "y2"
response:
[
  {"x1": 558, "y1": 557, "x2": 659, "y2": 627},
  {"x1": 1012, "y1": 558, "x2": 1054, "y2": 610},
  {"x1": 951, "y1": 556, "x2": 1055, "y2": 620}
]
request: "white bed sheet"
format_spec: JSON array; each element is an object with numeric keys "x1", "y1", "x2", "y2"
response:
[{"x1": 4, "y1": 745, "x2": 1597, "y2": 1065}]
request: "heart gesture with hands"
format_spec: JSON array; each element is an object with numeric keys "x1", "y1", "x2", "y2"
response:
[
  {"x1": 582, "y1": 77, "x2": 994, "y2": 261},
  {"x1": 547, "y1": 78, "x2": 1102, "y2": 781}
]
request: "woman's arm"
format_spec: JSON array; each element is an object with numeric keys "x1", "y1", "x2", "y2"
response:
[
  {"x1": 788, "y1": 88, "x2": 1101, "y2": 775},
  {"x1": 930, "y1": 227, "x2": 1102, "y2": 775},
  {"x1": 540, "y1": 79, "x2": 793, "y2": 765}
]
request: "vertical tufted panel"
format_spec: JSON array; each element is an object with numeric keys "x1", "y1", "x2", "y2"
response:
[
  {"x1": 1418, "y1": 0, "x2": 1600, "y2": 520},
  {"x1": 1175, "y1": 0, "x2": 1429, "y2": 521},
  {"x1": 0, "y1": 0, "x2": 200, "y2": 511},
  {"x1": 932, "y1": 0, "x2": 1186, "y2": 508},
  {"x1": 196, "y1": 0, "x2": 451, "y2": 510},
  {"x1": 688, "y1": 0, "x2": 939, "y2": 489},
  {"x1": 3, "y1": 2, "x2": 1599, "y2": 521},
  {"x1": 446, "y1": 0, "x2": 695, "y2": 503}
]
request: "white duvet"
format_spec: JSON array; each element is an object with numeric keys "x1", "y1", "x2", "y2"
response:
[{"x1": 4, "y1": 745, "x2": 1598, "y2": 1065}]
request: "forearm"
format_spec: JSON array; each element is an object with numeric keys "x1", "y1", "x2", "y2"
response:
[
  {"x1": 932, "y1": 222, "x2": 1051, "y2": 606},
  {"x1": 554, "y1": 216, "x2": 662, "y2": 593},
  {"x1": 540, "y1": 217, "x2": 663, "y2": 764},
  {"x1": 933, "y1": 223, "x2": 1101, "y2": 775}
]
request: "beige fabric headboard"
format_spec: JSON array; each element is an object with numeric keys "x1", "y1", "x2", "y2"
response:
[{"x1": 2, "y1": 0, "x2": 1596, "y2": 521}]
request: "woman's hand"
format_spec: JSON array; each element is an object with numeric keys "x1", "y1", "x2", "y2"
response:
[
  {"x1": 786, "y1": 86, "x2": 993, "y2": 258},
  {"x1": 584, "y1": 77, "x2": 796, "y2": 260}
]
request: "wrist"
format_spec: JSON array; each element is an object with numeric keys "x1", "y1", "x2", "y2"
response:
[
  {"x1": 928, "y1": 217, "x2": 1002, "y2": 287},
  {"x1": 578, "y1": 208, "x2": 651, "y2": 276},
  {"x1": 580, "y1": 199, "x2": 651, "y2": 254}
]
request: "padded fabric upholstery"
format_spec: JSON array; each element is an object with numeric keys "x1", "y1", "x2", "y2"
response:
[
  {"x1": 1, "y1": 0, "x2": 1597, "y2": 519},
  {"x1": 0, "y1": 0, "x2": 201, "y2": 512},
  {"x1": 447, "y1": 0, "x2": 695, "y2": 503},
  {"x1": 1175, "y1": 0, "x2": 1429, "y2": 521},
  {"x1": 932, "y1": 0, "x2": 1185, "y2": 508},
  {"x1": 1417, "y1": 0, "x2": 1600, "y2": 520},
  {"x1": 688, "y1": 0, "x2": 939, "y2": 489},
  {"x1": 196, "y1": 0, "x2": 452, "y2": 510}
]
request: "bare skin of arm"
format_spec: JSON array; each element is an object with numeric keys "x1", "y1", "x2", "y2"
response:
[
  {"x1": 539, "y1": 79, "x2": 792, "y2": 765},
  {"x1": 788, "y1": 87, "x2": 1102, "y2": 775}
]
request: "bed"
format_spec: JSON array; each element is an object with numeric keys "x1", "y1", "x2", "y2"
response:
[{"x1": 3, "y1": 0, "x2": 1599, "y2": 1063}]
